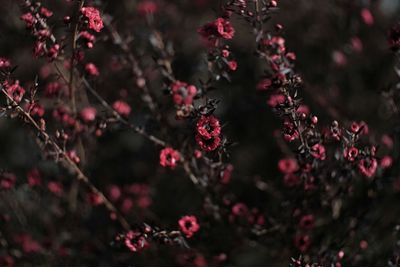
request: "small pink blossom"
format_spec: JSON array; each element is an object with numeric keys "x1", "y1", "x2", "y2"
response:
[
  {"x1": 179, "y1": 215, "x2": 200, "y2": 238},
  {"x1": 81, "y1": 7, "x2": 104, "y2": 32}
]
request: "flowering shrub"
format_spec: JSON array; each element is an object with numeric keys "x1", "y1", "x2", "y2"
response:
[{"x1": 0, "y1": 0, "x2": 399, "y2": 266}]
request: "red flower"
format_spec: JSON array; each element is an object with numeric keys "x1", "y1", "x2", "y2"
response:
[
  {"x1": 198, "y1": 18, "x2": 235, "y2": 40},
  {"x1": 20, "y1": 13, "x2": 36, "y2": 28},
  {"x1": 231, "y1": 203, "x2": 248, "y2": 216},
  {"x1": 358, "y1": 157, "x2": 378, "y2": 178},
  {"x1": 4, "y1": 80, "x2": 25, "y2": 103},
  {"x1": 278, "y1": 158, "x2": 299, "y2": 174},
  {"x1": 87, "y1": 192, "x2": 103, "y2": 206},
  {"x1": 0, "y1": 58, "x2": 11, "y2": 69},
  {"x1": 227, "y1": 60, "x2": 237, "y2": 71},
  {"x1": 27, "y1": 169, "x2": 42, "y2": 187},
  {"x1": 267, "y1": 94, "x2": 285, "y2": 107},
  {"x1": 79, "y1": 31, "x2": 96, "y2": 48},
  {"x1": 220, "y1": 164, "x2": 234, "y2": 184},
  {"x1": 283, "y1": 121, "x2": 299, "y2": 142},
  {"x1": 343, "y1": 146, "x2": 358, "y2": 162},
  {"x1": 381, "y1": 156, "x2": 393, "y2": 169},
  {"x1": 80, "y1": 107, "x2": 97, "y2": 122},
  {"x1": 256, "y1": 79, "x2": 272, "y2": 90},
  {"x1": 196, "y1": 134, "x2": 221, "y2": 152},
  {"x1": 196, "y1": 115, "x2": 221, "y2": 140},
  {"x1": 179, "y1": 215, "x2": 200, "y2": 238},
  {"x1": 47, "y1": 181, "x2": 64, "y2": 196},
  {"x1": 124, "y1": 230, "x2": 147, "y2": 252},
  {"x1": 310, "y1": 143, "x2": 326, "y2": 160},
  {"x1": 27, "y1": 103, "x2": 45, "y2": 117},
  {"x1": 14, "y1": 234, "x2": 42, "y2": 253},
  {"x1": 360, "y1": 8, "x2": 374, "y2": 26},
  {"x1": 40, "y1": 7, "x2": 53, "y2": 18},
  {"x1": 112, "y1": 100, "x2": 131, "y2": 116},
  {"x1": 159, "y1": 147, "x2": 181, "y2": 169},
  {"x1": 0, "y1": 173, "x2": 16, "y2": 190},
  {"x1": 45, "y1": 82, "x2": 64, "y2": 97},
  {"x1": 85, "y1": 63, "x2": 99, "y2": 76},
  {"x1": 81, "y1": 7, "x2": 104, "y2": 32},
  {"x1": 171, "y1": 81, "x2": 197, "y2": 106},
  {"x1": 47, "y1": 44, "x2": 60, "y2": 60}
]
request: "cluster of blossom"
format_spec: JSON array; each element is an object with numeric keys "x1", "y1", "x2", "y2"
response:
[
  {"x1": 198, "y1": 16, "x2": 237, "y2": 80},
  {"x1": 20, "y1": 1, "x2": 60, "y2": 60}
]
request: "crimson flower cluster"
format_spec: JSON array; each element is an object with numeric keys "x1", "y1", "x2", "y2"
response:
[{"x1": 195, "y1": 115, "x2": 222, "y2": 152}]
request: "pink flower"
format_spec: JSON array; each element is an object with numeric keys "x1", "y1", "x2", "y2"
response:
[
  {"x1": 358, "y1": 157, "x2": 378, "y2": 178},
  {"x1": 221, "y1": 49, "x2": 230, "y2": 57},
  {"x1": 45, "y1": 82, "x2": 64, "y2": 97},
  {"x1": 360, "y1": 8, "x2": 374, "y2": 26},
  {"x1": 112, "y1": 100, "x2": 131, "y2": 116},
  {"x1": 286, "y1": 52, "x2": 296, "y2": 61},
  {"x1": 343, "y1": 146, "x2": 358, "y2": 162},
  {"x1": 220, "y1": 164, "x2": 234, "y2": 184},
  {"x1": 0, "y1": 58, "x2": 11, "y2": 69},
  {"x1": 231, "y1": 203, "x2": 248, "y2": 216},
  {"x1": 278, "y1": 158, "x2": 299, "y2": 174},
  {"x1": 198, "y1": 18, "x2": 235, "y2": 40},
  {"x1": 87, "y1": 192, "x2": 103, "y2": 206},
  {"x1": 196, "y1": 115, "x2": 221, "y2": 140},
  {"x1": 85, "y1": 63, "x2": 99, "y2": 76},
  {"x1": 332, "y1": 50, "x2": 347, "y2": 66},
  {"x1": 351, "y1": 37, "x2": 363, "y2": 53},
  {"x1": 227, "y1": 60, "x2": 237, "y2": 71},
  {"x1": 79, "y1": 31, "x2": 96, "y2": 48},
  {"x1": 67, "y1": 150, "x2": 80, "y2": 164},
  {"x1": 310, "y1": 143, "x2": 326, "y2": 160},
  {"x1": 14, "y1": 234, "x2": 42, "y2": 253},
  {"x1": 47, "y1": 44, "x2": 60, "y2": 60},
  {"x1": 170, "y1": 81, "x2": 197, "y2": 106},
  {"x1": 20, "y1": 13, "x2": 36, "y2": 28},
  {"x1": 108, "y1": 185, "x2": 122, "y2": 202},
  {"x1": 0, "y1": 173, "x2": 16, "y2": 190},
  {"x1": 282, "y1": 121, "x2": 299, "y2": 142},
  {"x1": 47, "y1": 181, "x2": 64, "y2": 196},
  {"x1": 381, "y1": 156, "x2": 393, "y2": 169},
  {"x1": 81, "y1": 7, "x2": 104, "y2": 32},
  {"x1": 179, "y1": 215, "x2": 200, "y2": 238},
  {"x1": 297, "y1": 105, "x2": 310, "y2": 115},
  {"x1": 256, "y1": 79, "x2": 272, "y2": 90},
  {"x1": 159, "y1": 147, "x2": 180, "y2": 169},
  {"x1": 28, "y1": 103, "x2": 45, "y2": 117},
  {"x1": 80, "y1": 107, "x2": 97, "y2": 122},
  {"x1": 27, "y1": 169, "x2": 42, "y2": 187},
  {"x1": 4, "y1": 80, "x2": 25, "y2": 103},
  {"x1": 267, "y1": 94, "x2": 285, "y2": 107},
  {"x1": 124, "y1": 230, "x2": 147, "y2": 252},
  {"x1": 196, "y1": 134, "x2": 221, "y2": 152},
  {"x1": 40, "y1": 7, "x2": 53, "y2": 18}
]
